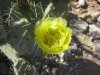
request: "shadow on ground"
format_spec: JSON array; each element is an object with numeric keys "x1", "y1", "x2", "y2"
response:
[{"x1": 56, "y1": 58, "x2": 100, "y2": 75}]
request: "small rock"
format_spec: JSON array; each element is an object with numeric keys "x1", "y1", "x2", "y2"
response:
[
  {"x1": 89, "y1": 24, "x2": 100, "y2": 43},
  {"x1": 79, "y1": 11, "x2": 100, "y2": 23},
  {"x1": 94, "y1": 40, "x2": 100, "y2": 51},
  {"x1": 77, "y1": 0, "x2": 86, "y2": 7},
  {"x1": 89, "y1": 24, "x2": 100, "y2": 34},
  {"x1": 59, "y1": 53, "x2": 64, "y2": 63},
  {"x1": 74, "y1": 20, "x2": 88, "y2": 30},
  {"x1": 97, "y1": 16, "x2": 100, "y2": 22},
  {"x1": 91, "y1": 11, "x2": 100, "y2": 21},
  {"x1": 97, "y1": 0, "x2": 100, "y2": 3}
]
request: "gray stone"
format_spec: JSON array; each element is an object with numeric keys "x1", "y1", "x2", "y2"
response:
[
  {"x1": 77, "y1": 0, "x2": 86, "y2": 7},
  {"x1": 89, "y1": 24, "x2": 100, "y2": 41},
  {"x1": 73, "y1": 20, "x2": 88, "y2": 30},
  {"x1": 89, "y1": 24, "x2": 100, "y2": 51},
  {"x1": 97, "y1": 16, "x2": 100, "y2": 22},
  {"x1": 94, "y1": 40, "x2": 100, "y2": 51},
  {"x1": 97, "y1": 0, "x2": 100, "y2": 3},
  {"x1": 91, "y1": 11, "x2": 100, "y2": 20},
  {"x1": 89, "y1": 24, "x2": 100, "y2": 34}
]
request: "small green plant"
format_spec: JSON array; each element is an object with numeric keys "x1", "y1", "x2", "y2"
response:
[{"x1": 34, "y1": 17, "x2": 72, "y2": 55}]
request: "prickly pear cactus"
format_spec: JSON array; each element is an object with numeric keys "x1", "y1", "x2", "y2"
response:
[
  {"x1": 0, "y1": 44, "x2": 39, "y2": 75},
  {"x1": 6, "y1": 1, "x2": 53, "y2": 59},
  {"x1": 0, "y1": 0, "x2": 53, "y2": 75}
]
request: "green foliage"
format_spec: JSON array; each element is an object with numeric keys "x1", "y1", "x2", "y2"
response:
[
  {"x1": 0, "y1": 44, "x2": 39, "y2": 75},
  {"x1": 0, "y1": 0, "x2": 71, "y2": 75}
]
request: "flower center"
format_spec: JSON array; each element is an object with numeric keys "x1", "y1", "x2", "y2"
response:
[{"x1": 43, "y1": 27, "x2": 64, "y2": 47}]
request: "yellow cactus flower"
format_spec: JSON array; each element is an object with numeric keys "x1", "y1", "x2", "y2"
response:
[{"x1": 34, "y1": 17, "x2": 72, "y2": 54}]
